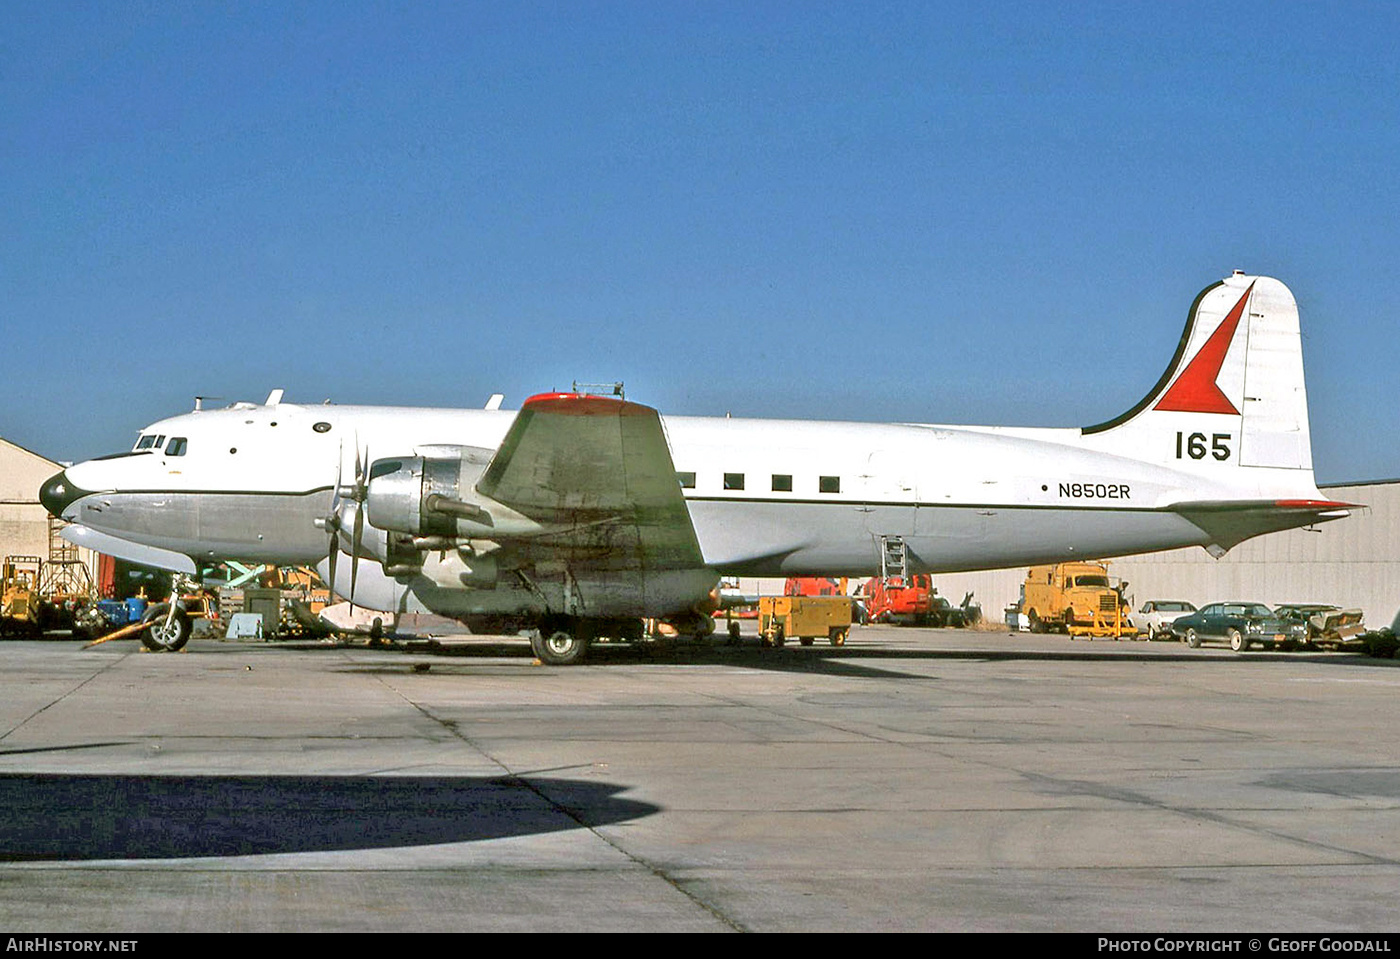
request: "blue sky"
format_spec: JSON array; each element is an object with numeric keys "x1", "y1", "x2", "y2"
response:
[{"x1": 3, "y1": 2, "x2": 1397, "y2": 483}]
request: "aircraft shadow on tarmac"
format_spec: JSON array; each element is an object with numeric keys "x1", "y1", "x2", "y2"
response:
[
  {"x1": 0, "y1": 773, "x2": 657, "y2": 862},
  {"x1": 320, "y1": 636, "x2": 1399, "y2": 682}
]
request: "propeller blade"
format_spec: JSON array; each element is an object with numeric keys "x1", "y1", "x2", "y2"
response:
[
  {"x1": 349, "y1": 443, "x2": 369, "y2": 610},
  {"x1": 325, "y1": 439, "x2": 345, "y2": 601},
  {"x1": 327, "y1": 536, "x2": 340, "y2": 602},
  {"x1": 353, "y1": 438, "x2": 367, "y2": 498},
  {"x1": 331, "y1": 438, "x2": 345, "y2": 509},
  {"x1": 350, "y1": 500, "x2": 364, "y2": 611}
]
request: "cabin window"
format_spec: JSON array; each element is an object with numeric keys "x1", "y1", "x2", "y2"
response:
[
  {"x1": 677, "y1": 471, "x2": 696, "y2": 489},
  {"x1": 819, "y1": 475, "x2": 840, "y2": 494},
  {"x1": 165, "y1": 437, "x2": 188, "y2": 456},
  {"x1": 771, "y1": 474, "x2": 792, "y2": 492},
  {"x1": 724, "y1": 472, "x2": 745, "y2": 491}
]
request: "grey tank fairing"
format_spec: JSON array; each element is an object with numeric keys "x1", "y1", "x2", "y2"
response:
[{"x1": 70, "y1": 488, "x2": 333, "y2": 566}]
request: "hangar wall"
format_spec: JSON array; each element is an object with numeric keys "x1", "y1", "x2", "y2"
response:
[
  {"x1": 0, "y1": 436, "x2": 97, "y2": 582},
  {"x1": 932, "y1": 480, "x2": 1400, "y2": 631}
]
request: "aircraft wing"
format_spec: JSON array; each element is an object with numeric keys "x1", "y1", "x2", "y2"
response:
[{"x1": 475, "y1": 393, "x2": 704, "y2": 571}]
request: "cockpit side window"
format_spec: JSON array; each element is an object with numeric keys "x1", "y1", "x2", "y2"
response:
[
  {"x1": 165, "y1": 437, "x2": 188, "y2": 456},
  {"x1": 135, "y1": 434, "x2": 157, "y2": 450}
]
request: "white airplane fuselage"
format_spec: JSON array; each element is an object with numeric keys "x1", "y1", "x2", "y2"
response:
[
  {"x1": 47, "y1": 402, "x2": 1324, "y2": 573},
  {"x1": 40, "y1": 274, "x2": 1351, "y2": 630}
]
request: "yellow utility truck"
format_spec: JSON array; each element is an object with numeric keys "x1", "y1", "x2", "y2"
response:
[{"x1": 1021, "y1": 562, "x2": 1136, "y2": 638}]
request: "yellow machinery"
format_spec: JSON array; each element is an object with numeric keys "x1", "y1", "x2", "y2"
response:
[
  {"x1": 758, "y1": 595, "x2": 851, "y2": 647},
  {"x1": 1022, "y1": 562, "x2": 1137, "y2": 639},
  {"x1": 1, "y1": 556, "x2": 46, "y2": 637}
]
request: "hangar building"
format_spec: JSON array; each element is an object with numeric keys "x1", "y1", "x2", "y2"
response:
[{"x1": 0, "y1": 436, "x2": 98, "y2": 587}]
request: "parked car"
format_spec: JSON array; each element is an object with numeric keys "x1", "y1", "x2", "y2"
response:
[
  {"x1": 1135, "y1": 600, "x2": 1198, "y2": 641},
  {"x1": 1273, "y1": 604, "x2": 1365, "y2": 646},
  {"x1": 1169, "y1": 602, "x2": 1307, "y2": 652}
]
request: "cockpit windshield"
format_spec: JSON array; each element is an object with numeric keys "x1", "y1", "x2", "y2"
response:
[{"x1": 133, "y1": 433, "x2": 166, "y2": 451}]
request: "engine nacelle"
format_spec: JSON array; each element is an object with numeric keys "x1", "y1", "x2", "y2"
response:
[
  {"x1": 366, "y1": 448, "x2": 551, "y2": 543},
  {"x1": 366, "y1": 450, "x2": 487, "y2": 538}
]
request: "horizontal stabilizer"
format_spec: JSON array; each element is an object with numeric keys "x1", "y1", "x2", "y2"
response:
[{"x1": 1173, "y1": 498, "x2": 1356, "y2": 552}]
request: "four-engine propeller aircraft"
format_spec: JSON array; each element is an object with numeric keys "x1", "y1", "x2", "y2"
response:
[{"x1": 40, "y1": 273, "x2": 1353, "y2": 663}]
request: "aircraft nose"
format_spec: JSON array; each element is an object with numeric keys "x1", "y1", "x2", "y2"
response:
[{"x1": 38, "y1": 470, "x2": 90, "y2": 519}]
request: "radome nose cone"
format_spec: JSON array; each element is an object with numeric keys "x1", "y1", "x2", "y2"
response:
[{"x1": 39, "y1": 470, "x2": 88, "y2": 518}]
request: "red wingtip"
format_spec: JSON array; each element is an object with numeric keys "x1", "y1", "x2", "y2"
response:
[{"x1": 1273, "y1": 499, "x2": 1360, "y2": 511}]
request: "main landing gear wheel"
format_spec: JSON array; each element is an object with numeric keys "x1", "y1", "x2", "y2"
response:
[
  {"x1": 141, "y1": 603, "x2": 191, "y2": 652},
  {"x1": 531, "y1": 628, "x2": 590, "y2": 666}
]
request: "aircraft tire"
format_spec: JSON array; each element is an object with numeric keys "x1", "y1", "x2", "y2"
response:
[
  {"x1": 141, "y1": 603, "x2": 191, "y2": 652},
  {"x1": 532, "y1": 628, "x2": 589, "y2": 666}
]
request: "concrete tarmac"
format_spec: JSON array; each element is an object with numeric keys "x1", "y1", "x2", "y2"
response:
[{"x1": 1, "y1": 625, "x2": 1398, "y2": 932}]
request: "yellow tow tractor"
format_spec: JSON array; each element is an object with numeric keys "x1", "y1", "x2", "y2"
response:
[{"x1": 758, "y1": 595, "x2": 852, "y2": 647}]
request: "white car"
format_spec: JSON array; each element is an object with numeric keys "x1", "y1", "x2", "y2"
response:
[{"x1": 1135, "y1": 600, "x2": 1198, "y2": 641}]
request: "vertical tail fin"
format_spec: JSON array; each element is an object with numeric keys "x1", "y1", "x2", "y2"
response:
[{"x1": 1082, "y1": 272, "x2": 1312, "y2": 473}]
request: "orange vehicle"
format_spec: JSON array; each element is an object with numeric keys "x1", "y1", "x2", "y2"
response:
[
  {"x1": 861, "y1": 574, "x2": 952, "y2": 626},
  {"x1": 783, "y1": 577, "x2": 869, "y2": 625},
  {"x1": 783, "y1": 577, "x2": 846, "y2": 597}
]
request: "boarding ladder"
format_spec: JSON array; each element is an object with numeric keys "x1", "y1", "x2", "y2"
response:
[{"x1": 879, "y1": 535, "x2": 908, "y2": 581}]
